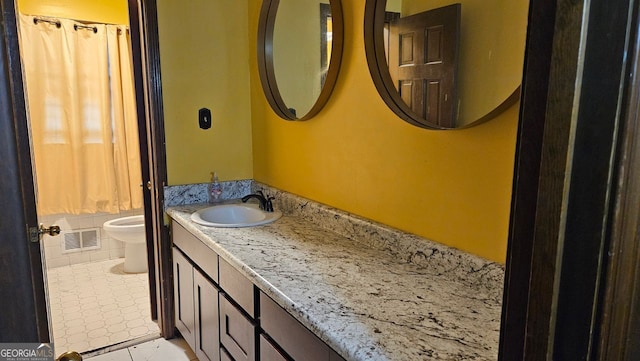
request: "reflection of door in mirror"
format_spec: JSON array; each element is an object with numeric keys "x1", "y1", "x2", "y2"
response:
[
  {"x1": 365, "y1": 0, "x2": 528, "y2": 128},
  {"x1": 388, "y1": 4, "x2": 460, "y2": 127}
]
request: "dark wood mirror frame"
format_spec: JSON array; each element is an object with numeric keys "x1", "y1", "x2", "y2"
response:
[
  {"x1": 257, "y1": 0, "x2": 344, "y2": 121},
  {"x1": 363, "y1": 0, "x2": 521, "y2": 130}
]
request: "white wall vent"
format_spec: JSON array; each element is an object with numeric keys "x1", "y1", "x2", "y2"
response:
[{"x1": 62, "y1": 228, "x2": 101, "y2": 253}]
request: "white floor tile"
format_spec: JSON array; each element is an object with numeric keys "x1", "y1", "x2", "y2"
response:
[
  {"x1": 84, "y1": 348, "x2": 132, "y2": 361},
  {"x1": 47, "y1": 258, "x2": 159, "y2": 354},
  {"x1": 128, "y1": 338, "x2": 198, "y2": 361}
]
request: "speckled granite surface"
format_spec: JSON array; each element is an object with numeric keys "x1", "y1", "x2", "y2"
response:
[
  {"x1": 253, "y1": 183, "x2": 505, "y2": 290},
  {"x1": 166, "y1": 186, "x2": 504, "y2": 361},
  {"x1": 164, "y1": 180, "x2": 252, "y2": 207}
]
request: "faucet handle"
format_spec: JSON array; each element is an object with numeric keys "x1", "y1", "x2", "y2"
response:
[{"x1": 265, "y1": 196, "x2": 275, "y2": 212}]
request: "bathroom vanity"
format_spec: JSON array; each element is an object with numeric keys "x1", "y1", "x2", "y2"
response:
[
  {"x1": 172, "y1": 221, "x2": 343, "y2": 361},
  {"x1": 166, "y1": 187, "x2": 504, "y2": 361}
]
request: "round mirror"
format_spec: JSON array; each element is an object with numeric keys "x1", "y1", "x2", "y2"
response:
[
  {"x1": 364, "y1": 0, "x2": 528, "y2": 129},
  {"x1": 258, "y1": 0, "x2": 344, "y2": 121}
]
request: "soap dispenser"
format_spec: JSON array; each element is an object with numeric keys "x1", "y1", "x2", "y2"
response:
[{"x1": 209, "y1": 171, "x2": 222, "y2": 203}]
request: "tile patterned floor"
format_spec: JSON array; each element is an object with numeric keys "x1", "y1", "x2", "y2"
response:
[
  {"x1": 47, "y1": 258, "x2": 160, "y2": 355},
  {"x1": 84, "y1": 338, "x2": 198, "y2": 361}
]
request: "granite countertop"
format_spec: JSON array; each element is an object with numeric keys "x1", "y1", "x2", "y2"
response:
[{"x1": 166, "y1": 193, "x2": 504, "y2": 361}]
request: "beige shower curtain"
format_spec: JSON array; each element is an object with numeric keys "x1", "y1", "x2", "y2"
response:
[{"x1": 19, "y1": 14, "x2": 142, "y2": 215}]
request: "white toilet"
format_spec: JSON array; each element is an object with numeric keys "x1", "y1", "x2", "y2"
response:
[{"x1": 103, "y1": 215, "x2": 148, "y2": 273}]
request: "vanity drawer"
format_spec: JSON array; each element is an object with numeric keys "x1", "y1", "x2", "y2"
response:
[
  {"x1": 173, "y1": 222, "x2": 219, "y2": 282},
  {"x1": 220, "y1": 347, "x2": 233, "y2": 361},
  {"x1": 330, "y1": 349, "x2": 346, "y2": 361},
  {"x1": 259, "y1": 334, "x2": 288, "y2": 361},
  {"x1": 220, "y1": 258, "x2": 255, "y2": 317},
  {"x1": 259, "y1": 292, "x2": 329, "y2": 361},
  {"x1": 220, "y1": 295, "x2": 256, "y2": 361}
]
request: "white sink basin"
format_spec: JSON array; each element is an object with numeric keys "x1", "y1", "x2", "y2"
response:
[{"x1": 191, "y1": 204, "x2": 282, "y2": 228}]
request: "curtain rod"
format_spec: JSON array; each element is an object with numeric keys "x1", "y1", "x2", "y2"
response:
[
  {"x1": 33, "y1": 17, "x2": 96, "y2": 33},
  {"x1": 32, "y1": 16, "x2": 128, "y2": 34}
]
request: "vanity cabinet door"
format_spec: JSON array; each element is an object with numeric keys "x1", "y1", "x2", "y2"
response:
[
  {"x1": 220, "y1": 295, "x2": 256, "y2": 361},
  {"x1": 194, "y1": 270, "x2": 220, "y2": 361},
  {"x1": 174, "y1": 248, "x2": 196, "y2": 350},
  {"x1": 259, "y1": 334, "x2": 288, "y2": 361}
]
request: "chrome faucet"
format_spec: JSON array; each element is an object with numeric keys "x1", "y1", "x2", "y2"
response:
[{"x1": 241, "y1": 190, "x2": 274, "y2": 212}]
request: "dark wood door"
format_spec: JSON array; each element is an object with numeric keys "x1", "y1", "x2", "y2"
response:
[
  {"x1": 127, "y1": 0, "x2": 157, "y2": 323},
  {"x1": 128, "y1": 0, "x2": 173, "y2": 337},
  {"x1": 0, "y1": 0, "x2": 49, "y2": 343},
  {"x1": 0, "y1": 0, "x2": 169, "y2": 345},
  {"x1": 389, "y1": 4, "x2": 460, "y2": 127}
]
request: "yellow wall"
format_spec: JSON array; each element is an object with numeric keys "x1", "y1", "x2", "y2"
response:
[
  {"x1": 248, "y1": 1, "x2": 518, "y2": 262},
  {"x1": 19, "y1": 0, "x2": 255, "y2": 185},
  {"x1": 16, "y1": 0, "x2": 128, "y2": 24},
  {"x1": 20, "y1": 0, "x2": 519, "y2": 262},
  {"x1": 157, "y1": 0, "x2": 254, "y2": 184}
]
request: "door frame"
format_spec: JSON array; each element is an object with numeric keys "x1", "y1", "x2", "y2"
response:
[
  {"x1": 596, "y1": 2, "x2": 640, "y2": 355},
  {"x1": 500, "y1": 0, "x2": 640, "y2": 359}
]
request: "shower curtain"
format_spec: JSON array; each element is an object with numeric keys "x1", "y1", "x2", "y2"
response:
[{"x1": 19, "y1": 14, "x2": 143, "y2": 215}]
